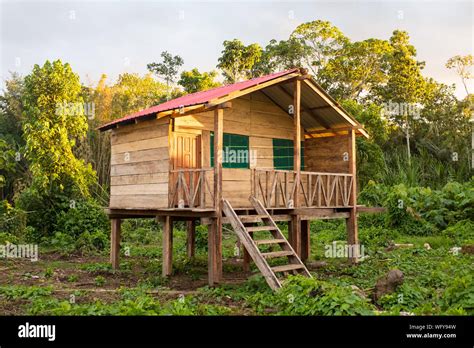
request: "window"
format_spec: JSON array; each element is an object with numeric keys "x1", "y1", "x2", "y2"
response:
[
  {"x1": 272, "y1": 138, "x2": 305, "y2": 170},
  {"x1": 210, "y1": 132, "x2": 250, "y2": 169}
]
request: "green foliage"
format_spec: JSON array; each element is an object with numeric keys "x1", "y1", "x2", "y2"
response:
[
  {"x1": 359, "y1": 180, "x2": 474, "y2": 235},
  {"x1": 253, "y1": 276, "x2": 375, "y2": 315},
  {"x1": 22, "y1": 59, "x2": 95, "y2": 195},
  {"x1": 0, "y1": 285, "x2": 53, "y2": 300},
  {"x1": 0, "y1": 200, "x2": 26, "y2": 239},
  {"x1": 178, "y1": 68, "x2": 221, "y2": 93},
  {"x1": 442, "y1": 220, "x2": 474, "y2": 244},
  {"x1": 217, "y1": 39, "x2": 262, "y2": 83},
  {"x1": 94, "y1": 275, "x2": 106, "y2": 287},
  {"x1": 440, "y1": 275, "x2": 474, "y2": 315},
  {"x1": 147, "y1": 51, "x2": 184, "y2": 93},
  {"x1": 54, "y1": 199, "x2": 108, "y2": 239}
]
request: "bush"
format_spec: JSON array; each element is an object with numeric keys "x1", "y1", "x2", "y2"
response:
[
  {"x1": 440, "y1": 275, "x2": 474, "y2": 315},
  {"x1": 54, "y1": 199, "x2": 109, "y2": 240},
  {"x1": 359, "y1": 179, "x2": 473, "y2": 236},
  {"x1": 442, "y1": 220, "x2": 474, "y2": 245},
  {"x1": 0, "y1": 200, "x2": 27, "y2": 241},
  {"x1": 247, "y1": 275, "x2": 375, "y2": 316}
]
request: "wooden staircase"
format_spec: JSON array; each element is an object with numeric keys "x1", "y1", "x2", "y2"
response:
[{"x1": 222, "y1": 196, "x2": 311, "y2": 291}]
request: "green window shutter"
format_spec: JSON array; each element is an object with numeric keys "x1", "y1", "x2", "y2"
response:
[
  {"x1": 210, "y1": 132, "x2": 249, "y2": 169},
  {"x1": 272, "y1": 139, "x2": 305, "y2": 170}
]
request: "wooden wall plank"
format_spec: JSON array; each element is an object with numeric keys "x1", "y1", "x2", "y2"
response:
[{"x1": 111, "y1": 136, "x2": 168, "y2": 154}]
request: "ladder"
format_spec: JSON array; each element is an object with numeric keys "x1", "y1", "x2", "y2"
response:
[{"x1": 222, "y1": 196, "x2": 311, "y2": 291}]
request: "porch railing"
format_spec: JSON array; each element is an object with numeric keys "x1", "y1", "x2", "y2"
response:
[
  {"x1": 168, "y1": 168, "x2": 214, "y2": 209},
  {"x1": 252, "y1": 168, "x2": 354, "y2": 209}
]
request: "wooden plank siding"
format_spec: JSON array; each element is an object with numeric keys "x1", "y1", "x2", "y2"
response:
[
  {"x1": 173, "y1": 92, "x2": 299, "y2": 208},
  {"x1": 109, "y1": 119, "x2": 170, "y2": 209},
  {"x1": 304, "y1": 135, "x2": 350, "y2": 174}
]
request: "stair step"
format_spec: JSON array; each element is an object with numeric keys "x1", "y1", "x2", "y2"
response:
[
  {"x1": 239, "y1": 215, "x2": 268, "y2": 223},
  {"x1": 262, "y1": 250, "x2": 294, "y2": 259},
  {"x1": 254, "y1": 238, "x2": 286, "y2": 245},
  {"x1": 271, "y1": 264, "x2": 305, "y2": 273},
  {"x1": 246, "y1": 226, "x2": 277, "y2": 232}
]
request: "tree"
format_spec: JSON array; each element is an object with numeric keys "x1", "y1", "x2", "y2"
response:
[
  {"x1": 178, "y1": 68, "x2": 221, "y2": 93},
  {"x1": 217, "y1": 39, "x2": 262, "y2": 83},
  {"x1": 22, "y1": 60, "x2": 95, "y2": 196},
  {"x1": 376, "y1": 30, "x2": 427, "y2": 164},
  {"x1": 111, "y1": 73, "x2": 168, "y2": 117},
  {"x1": 446, "y1": 54, "x2": 473, "y2": 96},
  {"x1": 252, "y1": 38, "x2": 309, "y2": 76},
  {"x1": 322, "y1": 39, "x2": 392, "y2": 101},
  {"x1": 290, "y1": 20, "x2": 349, "y2": 82},
  {"x1": 147, "y1": 51, "x2": 184, "y2": 98}
]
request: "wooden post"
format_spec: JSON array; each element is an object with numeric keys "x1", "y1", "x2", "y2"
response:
[
  {"x1": 186, "y1": 220, "x2": 196, "y2": 259},
  {"x1": 110, "y1": 219, "x2": 121, "y2": 270},
  {"x1": 162, "y1": 216, "x2": 173, "y2": 277},
  {"x1": 209, "y1": 108, "x2": 223, "y2": 285},
  {"x1": 291, "y1": 79, "x2": 302, "y2": 256},
  {"x1": 347, "y1": 129, "x2": 359, "y2": 263},
  {"x1": 301, "y1": 219, "x2": 310, "y2": 262}
]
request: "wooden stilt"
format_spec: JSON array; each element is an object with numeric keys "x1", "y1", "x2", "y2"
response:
[
  {"x1": 290, "y1": 215, "x2": 301, "y2": 257},
  {"x1": 162, "y1": 216, "x2": 173, "y2": 277},
  {"x1": 110, "y1": 218, "x2": 121, "y2": 270},
  {"x1": 186, "y1": 220, "x2": 196, "y2": 259},
  {"x1": 301, "y1": 219, "x2": 310, "y2": 261},
  {"x1": 208, "y1": 107, "x2": 224, "y2": 286},
  {"x1": 347, "y1": 129, "x2": 359, "y2": 263}
]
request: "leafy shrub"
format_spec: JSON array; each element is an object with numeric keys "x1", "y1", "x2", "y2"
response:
[
  {"x1": 442, "y1": 220, "x2": 474, "y2": 245},
  {"x1": 0, "y1": 200, "x2": 27, "y2": 240},
  {"x1": 358, "y1": 226, "x2": 399, "y2": 248},
  {"x1": 75, "y1": 230, "x2": 109, "y2": 252},
  {"x1": 359, "y1": 179, "x2": 473, "y2": 236},
  {"x1": 247, "y1": 275, "x2": 375, "y2": 316},
  {"x1": 275, "y1": 276, "x2": 375, "y2": 315},
  {"x1": 440, "y1": 275, "x2": 474, "y2": 315},
  {"x1": 54, "y1": 199, "x2": 108, "y2": 239},
  {"x1": 378, "y1": 283, "x2": 428, "y2": 312}
]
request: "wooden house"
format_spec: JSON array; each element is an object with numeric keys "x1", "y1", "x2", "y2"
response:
[{"x1": 99, "y1": 68, "x2": 374, "y2": 290}]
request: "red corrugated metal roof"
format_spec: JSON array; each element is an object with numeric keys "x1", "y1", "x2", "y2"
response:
[{"x1": 98, "y1": 68, "x2": 299, "y2": 131}]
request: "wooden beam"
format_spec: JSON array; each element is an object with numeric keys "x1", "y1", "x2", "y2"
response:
[
  {"x1": 208, "y1": 72, "x2": 300, "y2": 106},
  {"x1": 162, "y1": 216, "x2": 173, "y2": 277},
  {"x1": 300, "y1": 220, "x2": 310, "y2": 262},
  {"x1": 291, "y1": 79, "x2": 302, "y2": 256},
  {"x1": 110, "y1": 219, "x2": 121, "y2": 270},
  {"x1": 186, "y1": 220, "x2": 196, "y2": 259},
  {"x1": 209, "y1": 108, "x2": 224, "y2": 285},
  {"x1": 347, "y1": 129, "x2": 359, "y2": 263},
  {"x1": 303, "y1": 79, "x2": 370, "y2": 140},
  {"x1": 278, "y1": 84, "x2": 332, "y2": 130}
]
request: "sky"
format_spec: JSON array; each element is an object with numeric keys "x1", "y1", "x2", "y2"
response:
[{"x1": 0, "y1": 0, "x2": 473, "y2": 99}]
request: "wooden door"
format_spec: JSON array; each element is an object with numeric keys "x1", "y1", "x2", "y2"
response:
[
  {"x1": 173, "y1": 132, "x2": 201, "y2": 170},
  {"x1": 172, "y1": 132, "x2": 201, "y2": 207}
]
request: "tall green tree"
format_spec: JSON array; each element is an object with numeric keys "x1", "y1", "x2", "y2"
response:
[
  {"x1": 290, "y1": 20, "x2": 349, "y2": 83},
  {"x1": 376, "y1": 30, "x2": 427, "y2": 164},
  {"x1": 322, "y1": 39, "x2": 392, "y2": 101},
  {"x1": 147, "y1": 51, "x2": 184, "y2": 98},
  {"x1": 22, "y1": 60, "x2": 95, "y2": 195},
  {"x1": 217, "y1": 39, "x2": 262, "y2": 83},
  {"x1": 178, "y1": 68, "x2": 221, "y2": 93},
  {"x1": 446, "y1": 54, "x2": 473, "y2": 97}
]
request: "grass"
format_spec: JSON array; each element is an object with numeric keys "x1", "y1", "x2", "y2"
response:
[{"x1": 0, "y1": 220, "x2": 472, "y2": 316}]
